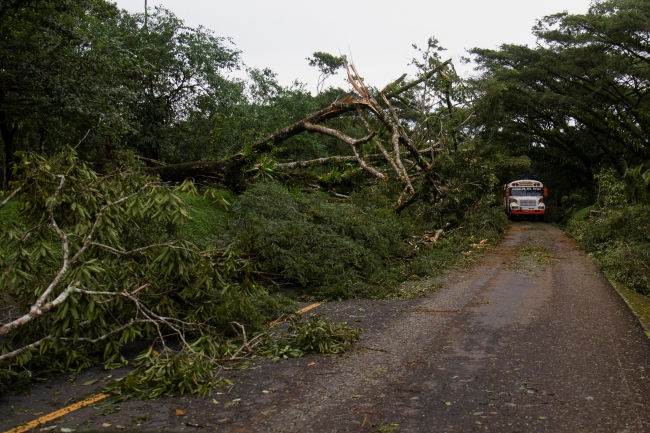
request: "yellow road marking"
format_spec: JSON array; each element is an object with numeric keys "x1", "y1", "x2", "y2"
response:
[
  {"x1": 269, "y1": 302, "x2": 324, "y2": 326},
  {"x1": 5, "y1": 393, "x2": 109, "y2": 433},
  {"x1": 295, "y1": 302, "x2": 323, "y2": 315}
]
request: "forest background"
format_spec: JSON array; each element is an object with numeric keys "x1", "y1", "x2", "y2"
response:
[{"x1": 0, "y1": 0, "x2": 648, "y2": 396}]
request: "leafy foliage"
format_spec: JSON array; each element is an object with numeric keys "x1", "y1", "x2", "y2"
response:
[
  {"x1": 229, "y1": 182, "x2": 414, "y2": 299},
  {"x1": 229, "y1": 154, "x2": 508, "y2": 300},
  {"x1": 568, "y1": 170, "x2": 650, "y2": 295},
  {"x1": 0, "y1": 0, "x2": 140, "y2": 186},
  {"x1": 0, "y1": 150, "x2": 301, "y2": 394},
  {"x1": 117, "y1": 7, "x2": 243, "y2": 163},
  {"x1": 258, "y1": 315, "x2": 361, "y2": 361}
]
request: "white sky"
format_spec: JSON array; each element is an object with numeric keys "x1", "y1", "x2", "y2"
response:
[{"x1": 114, "y1": 0, "x2": 594, "y2": 93}]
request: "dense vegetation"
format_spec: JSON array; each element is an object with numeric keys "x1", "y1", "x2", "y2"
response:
[
  {"x1": 1, "y1": 0, "x2": 648, "y2": 395},
  {"x1": 470, "y1": 0, "x2": 650, "y2": 301}
]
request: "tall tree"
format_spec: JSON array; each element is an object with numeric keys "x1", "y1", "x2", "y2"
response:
[
  {"x1": 470, "y1": 0, "x2": 650, "y2": 191},
  {"x1": 0, "y1": 0, "x2": 139, "y2": 189},
  {"x1": 117, "y1": 7, "x2": 242, "y2": 163},
  {"x1": 307, "y1": 52, "x2": 344, "y2": 94}
]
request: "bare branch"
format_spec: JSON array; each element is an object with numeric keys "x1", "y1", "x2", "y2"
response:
[
  {"x1": 457, "y1": 111, "x2": 476, "y2": 129},
  {"x1": 354, "y1": 106, "x2": 405, "y2": 181},
  {"x1": 0, "y1": 336, "x2": 52, "y2": 362},
  {"x1": 301, "y1": 122, "x2": 386, "y2": 180},
  {"x1": 384, "y1": 59, "x2": 452, "y2": 99},
  {"x1": 274, "y1": 154, "x2": 384, "y2": 169},
  {"x1": 343, "y1": 59, "x2": 370, "y2": 101},
  {"x1": 391, "y1": 128, "x2": 414, "y2": 192},
  {"x1": 60, "y1": 320, "x2": 149, "y2": 345},
  {"x1": 89, "y1": 241, "x2": 182, "y2": 256},
  {"x1": 373, "y1": 138, "x2": 403, "y2": 181},
  {"x1": 73, "y1": 129, "x2": 91, "y2": 150},
  {"x1": 303, "y1": 122, "x2": 374, "y2": 146},
  {"x1": 397, "y1": 185, "x2": 410, "y2": 206},
  {"x1": 349, "y1": 141, "x2": 388, "y2": 181},
  {"x1": 249, "y1": 101, "x2": 363, "y2": 154},
  {"x1": 395, "y1": 191, "x2": 421, "y2": 214},
  {"x1": 378, "y1": 94, "x2": 439, "y2": 187},
  {"x1": 34, "y1": 175, "x2": 70, "y2": 310},
  {"x1": 1, "y1": 280, "x2": 79, "y2": 337},
  {"x1": 0, "y1": 185, "x2": 22, "y2": 211}
]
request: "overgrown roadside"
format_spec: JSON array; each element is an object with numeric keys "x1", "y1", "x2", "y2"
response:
[{"x1": 565, "y1": 169, "x2": 650, "y2": 338}]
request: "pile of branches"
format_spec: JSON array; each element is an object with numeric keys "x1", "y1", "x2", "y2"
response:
[{"x1": 0, "y1": 150, "x2": 359, "y2": 396}]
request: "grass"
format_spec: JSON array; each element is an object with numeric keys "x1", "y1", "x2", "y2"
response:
[
  {"x1": 175, "y1": 191, "x2": 235, "y2": 248},
  {"x1": 610, "y1": 279, "x2": 650, "y2": 338},
  {"x1": 568, "y1": 205, "x2": 595, "y2": 222}
]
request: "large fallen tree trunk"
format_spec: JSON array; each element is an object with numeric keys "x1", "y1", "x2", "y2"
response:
[
  {"x1": 145, "y1": 101, "x2": 359, "y2": 187},
  {"x1": 146, "y1": 59, "x2": 462, "y2": 201}
]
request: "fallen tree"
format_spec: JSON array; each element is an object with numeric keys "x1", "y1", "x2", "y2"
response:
[
  {"x1": 0, "y1": 48, "x2": 481, "y2": 394},
  {"x1": 0, "y1": 150, "x2": 360, "y2": 396},
  {"x1": 145, "y1": 57, "x2": 472, "y2": 208}
]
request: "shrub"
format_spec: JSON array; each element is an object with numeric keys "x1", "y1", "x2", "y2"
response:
[{"x1": 568, "y1": 169, "x2": 650, "y2": 296}]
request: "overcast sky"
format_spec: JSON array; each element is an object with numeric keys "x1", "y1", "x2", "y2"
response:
[{"x1": 113, "y1": 0, "x2": 594, "y2": 93}]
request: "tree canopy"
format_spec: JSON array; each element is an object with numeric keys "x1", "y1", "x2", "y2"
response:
[{"x1": 471, "y1": 0, "x2": 650, "y2": 194}]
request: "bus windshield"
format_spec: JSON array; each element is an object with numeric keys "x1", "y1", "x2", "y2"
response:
[{"x1": 510, "y1": 187, "x2": 543, "y2": 197}]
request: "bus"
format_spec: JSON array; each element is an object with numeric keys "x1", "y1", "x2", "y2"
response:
[{"x1": 503, "y1": 178, "x2": 547, "y2": 221}]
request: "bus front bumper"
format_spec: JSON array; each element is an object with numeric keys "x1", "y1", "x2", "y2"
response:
[{"x1": 511, "y1": 209, "x2": 545, "y2": 215}]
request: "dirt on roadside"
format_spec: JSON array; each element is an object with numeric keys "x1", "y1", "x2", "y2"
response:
[{"x1": 3, "y1": 222, "x2": 650, "y2": 432}]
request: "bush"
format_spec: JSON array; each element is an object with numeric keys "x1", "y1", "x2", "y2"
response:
[
  {"x1": 229, "y1": 176, "x2": 509, "y2": 300},
  {"x1": 568, "y1": 170, "x2": 650, "y2": 296}
]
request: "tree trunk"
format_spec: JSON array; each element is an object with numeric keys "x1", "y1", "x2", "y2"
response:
[
  {"x1": 0, "y1": 114, "x2": 17, "y2": 191},
  {"x1": 147, "y1": 101, "x2": 359, "y2": 188},
  {"x1": 145, "y1": 159, "x2": 232, "y2": 183}
]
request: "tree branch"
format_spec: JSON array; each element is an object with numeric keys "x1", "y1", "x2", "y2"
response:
[
  {"x1": 274, "y1": 154, "x2": 384, "y2": 169},
  {"x1": 384, "y1": 59, "x2": 452, "y2": 99},
  {"x1": 0, "y1": 185, "x2": 22, "y2": 211}
]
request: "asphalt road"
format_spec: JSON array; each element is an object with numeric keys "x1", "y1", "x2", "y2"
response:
[{"x1": 3, "y1": 222, "x2": 650, "y2": 432}]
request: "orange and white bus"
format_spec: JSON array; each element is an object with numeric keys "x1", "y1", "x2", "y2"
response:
[{"x1": 503, "y1": 178, "x2": 547, "y2": 222}]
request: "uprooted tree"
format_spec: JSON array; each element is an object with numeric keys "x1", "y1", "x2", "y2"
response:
[{"x1": 146, "y1": 42, "x2": 474, "y2": 213}]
